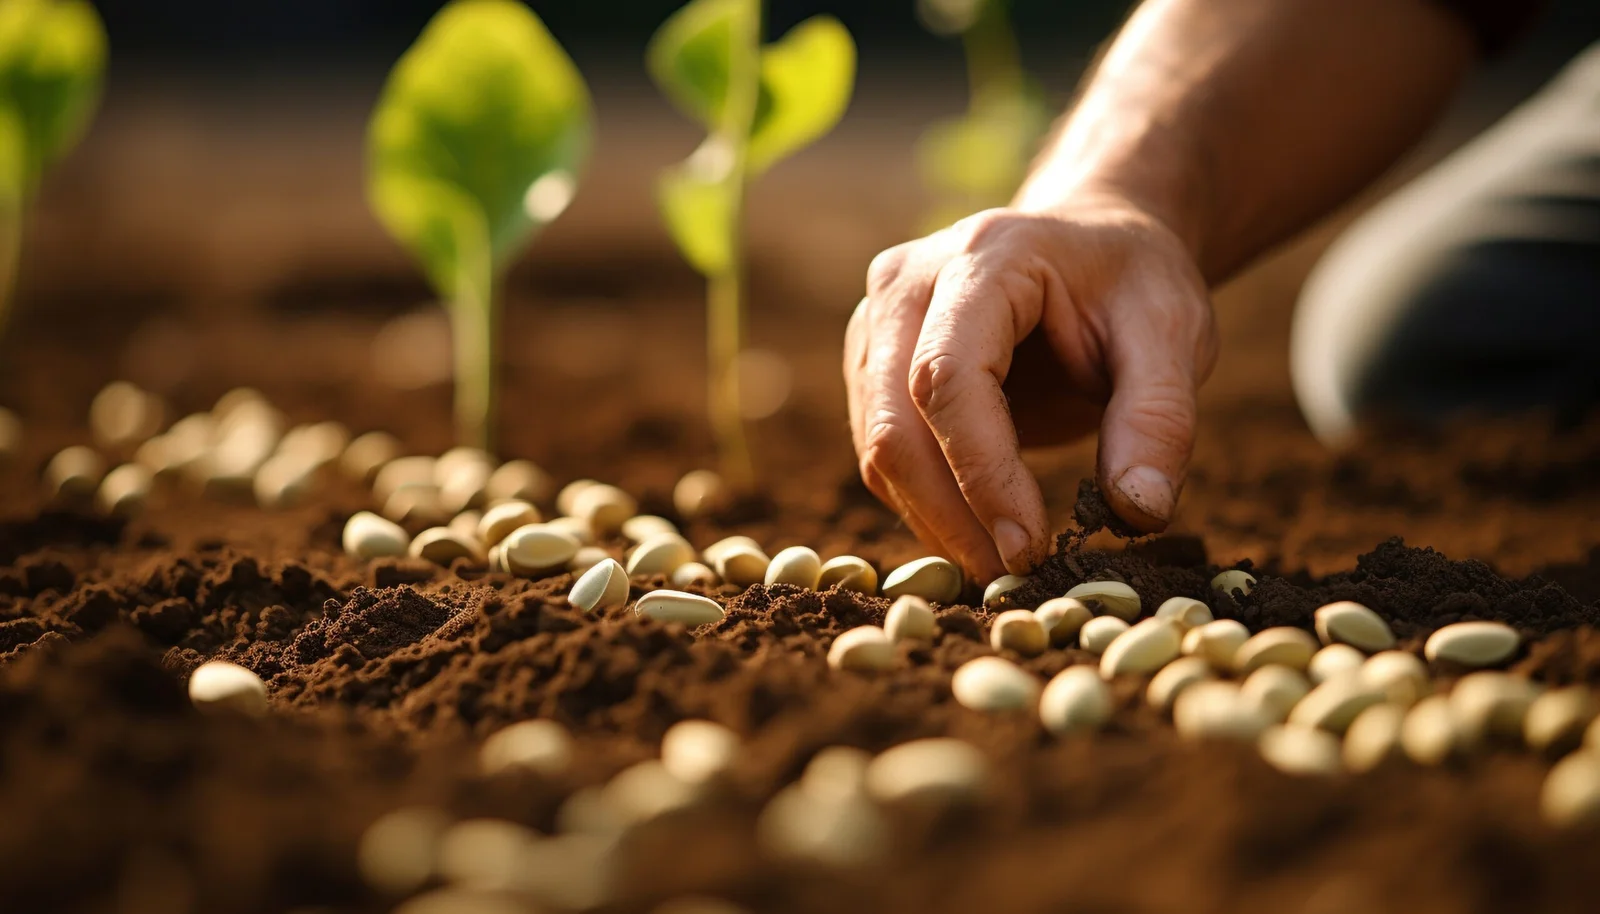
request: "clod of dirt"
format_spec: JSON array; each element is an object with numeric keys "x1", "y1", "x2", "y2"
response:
[{"x1": 1071, "y1": 478, "x2": 1144, "y2": 541}]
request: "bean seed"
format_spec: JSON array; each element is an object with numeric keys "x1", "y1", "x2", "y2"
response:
[
  {"x1": 97, "y1": 463, "x2": 152, "y2": 517},
  {"x1": 1079, "y1": 616, "x2": 1130, "y2": 655},
  {"x1": 343, "y1": 511, "x2": 409, "y2": 559},
  {"x1": 660, "y1": 719, "x2": 740, "y2": 784},
  {"x1": 670, "y1": 561, "x2": 719, "y2": 589},
  {"x1": 374, "y1": 455, "x2": 437, "y2": 503},
  {"x1": 1450, "y1": 671, "x2": 1539, "y2": 746},
  {"x1": 501, "y1": 525, "x2": 581, "y2": 576},
  {"x1": 1211, "y1": 569, "x2": 1256, "y2": 597},
  {"x1": 341, "y1": 431, "x2": 401, "y2": 483},
  {"x1": 437, "y1": 461, "x2": 491, "y2": 514},
  {"x1": 1287, "y1": 672, "x2": 1385, "y2": 734},
  {"x1": 448, "y1": 510, "x2": 482, "y2": 542},
  {"x1": 800, "y1": 746, "x2": 873, "y2": 802},
  {"x1": 765, "y1": 545, "x2": 822, "y2": 589},
  {"x1": 479, "y1": 719, "x2": 574, "y2": 776},
  {"x1": 627, "y1": 533, "x2": 696, "y2": 577},
  {"x1": 544, "y1": 515, "x2": 595, "y2": 545},
  {"x1": 1099, "y1": 618, "x2": 1182, "y2": 679},
  {"x1": 1035, "y1": 597, "x2": 1093, "y2": 647},
  {"x1": 1065, "y1": 581, "x2": 1140, "y2": 621},
  {"x1": 358, "y1": 805, "x2": 451, "y2": 895},
  {"x1": 602, "y1": 759, "x2": 706, "y2": 827},
  {"x1": 884, "y1": 595, "x2": 936, "y2": 642},
  {"x1": 556, "y1": 479, "x2": 599, "y2": 516},
  {"x1": 1155, "y1": 596, "x2": 1213, "y2": 631},
  {"x1": 437, "y1": 818, "x2": 537, "y2": 889},
  {"x1": 485, "y1": 459, "x2": 552, "y2": 504},
  {"x1": 635, "y1": 589, "x2": 725, "y2": 626},
  {"x1": 757, "y1": 782, "x2": 887, "y2": 868},
  {"x1": 487, "y1": 542, "x2": 508, "y2": 573},
  {"x1": 1360, "y1": 651, "x2": 1431, "y2": 708},
  {"x1": 1313, "y1": 600, "x2": 1395, "y2": 651},
  {"x1": 1040, "y1": 665, "x2": 1113, "y2": 735},
  {"x1": 951, "y1": 656, "x2": 1040, "y2": 712},
  {"x1": 434, "y1": 446, "x2": 494, "y2": 486},
  {"x1": 1258, "y1": 725, "x2": 1342, "y2": 776},
  {"x1": 1524, "y1": 686, "x2": 1595, "y2": 755},
  {"x1": 673, "y1": 469, "x2": 731, "y2": 519},
  {"x1": 1240, "y1": 664, "x2": 1311, "y2": 723},
  {"x1": 278, "y1": 420, "x2": 349, "y2": 470},
  {"x1": 1308, "y1": 644, "x2": 1366, "y2": 685},
  {"x1": 1181, "y1": 619, "x2": 1251, "y2": 671},
  {"x1": 45, "y1": 445, "x2": 105, "y2": 504},
  {"x1": 882, "y1": 557, "x2": 962, "y2": 604},
  {"x1": 383, "y1": 485, "x2": 445, "y2": 526},
  {"x1": 1233, "y1": 627, "x2": 1318, "y2": 675},
  {"x1": 702, "y1": 535, "x2": 762, "y2": 564},
  {"x1": 409, "y1": 527, "x2": 484, "y2": 566},
  {"x1": 864, "y1": 738, "x2": 987, "y2": 805},
  {"x1": 827, "y1": 626, "x2": 896, "y2": 672},
  {"x1": 1424, "y1": 621, "x2": 1520, "y2": 668},
  {"x1": 713, "y1": 544, "x2": 770, "y2": 587},
  {"x1": 1147, "y1": 656, "x2": 1215, "y2": 713},
  {"x1": 817, "y1": 555, "x2": 878, "y2": 594},
  {"x1": 211, "y1": 386, "x2": 267, "y2": 420},
  {"x1": 1541, "y1": 752, "x2": 1600, "y2": 828},
  {"x1": 572, "y1": 483, "x2": 636, "y2": 537},
  {"x1": 1343, "y1": 703, "x2": 1407, "y2": 773},
  {"x1": 983, "y1": 574, "x2": 1030, "y2": 606},
  {"x1": 0, "y1": 406, "x2": 19, "y2": 461},
  {"x1": 569, "y1": 558, "x2": 630, "y2": 614},
  {"x1": 188, "y1": 660, "x2": 268, "y2": 715},
  {"x1": 1400, "y1": 694, "x2": 1459, "y2": 766},
  {"x1": 990, "y1": 609, "x2": 1048, "y2": 657},
  {"x1": 90, "y1": 381, "x2": 165, "y2": 450},
  {"x1": 1173, "y1": 681, "x2": 1270, "y2": 741},
  {"x1": 622, "y1": 514, "x2": 679, "y2": 543}
]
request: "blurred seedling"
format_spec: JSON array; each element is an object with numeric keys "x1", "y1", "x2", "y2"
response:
[
  {"x1": 0, "y1": 0, "x2": 106, "y2": 337},
  {"x1": 367, "y1": 0, "x2": 592, "y2": 450},
  {"x1": 648, "y1": 0, "x2": 855, "y2": 488}
]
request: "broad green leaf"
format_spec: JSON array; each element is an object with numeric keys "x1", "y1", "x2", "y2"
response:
[
  {"x1": 747, "y1": 16, "x2": 854, "y2": 174},
  {"x1": 367, "y1": 0, "x2": 591, "y2": 290},
  {"x1": 915, "y1": 93, "x2": 1050, "y2": 198},
  {"x1": 0, "y1": 0, "x2": 106, "y2": 188},
  {"x1": 658, "y1": 145, "x2": 736, "y2": 276},
  {"x1": 646, "y1": 0, "x2": 747, "y2": 131}
]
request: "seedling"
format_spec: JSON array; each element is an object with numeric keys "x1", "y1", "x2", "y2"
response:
[
  {"x1": 0, "y1": 0, "x2": 106, "y2": 337},
  {"x1": 648, "y1": 0, "x2": 855, "y2": 488},
  {"x1": 367, "y1": 0, "x2": 592, "y2": 450}
]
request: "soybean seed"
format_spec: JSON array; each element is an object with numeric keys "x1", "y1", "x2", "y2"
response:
[
  {"x1": 341, "y1": 431, "x2": 401, "y2": 484},
  {"x1": 1313, "y1": 600, "x2": 1395, "y2": 652},
  {"x1": 1040, "y1": 666, "x2": 1114, "y2": 735},
  {"x1": 358, "y1": 806, "x2": 451, "y2": 895},
  {"x1": 1287, "y1": 672, "x2": 1385, "y2": 734},
  {"x1": 1211, "y1": 569, "x2": 1257, "y2": 598},
  {"x1": 670, "y1": 561, "x2": 719, "y2": 589},
  {"x1": 1173, "y1": 681, "x2": 1270, "y2": 742},
  {"x1": 555, "y1": 479, "x2": 599, "y2": 516},
  {"x1": 1524, "y1": 686, "x2": 1595, "y2": 755},
  {"x1": 382, "y1": 486, "x2": 445, "y2": 526},
  {"x1": 448, "y1": 510, "x2": 483, "y2": 542},
  {"x1": 757, "y1": 782, "x2": 888, "y2": 869},
  {"x1": 501, "y1": 525, "x2": 581, "y2": 577},
  {"x1": 569, "y1": 558, "x2": 630, "y2": 614},
  {"x1": 436, "y1": 818, "x2": 537, "y2": 889},
  {"x1": 437, "y1": 461, "x2": 491, "y2": 515},
  {"x1": 601, "y1": 759, "x2": 704, "y2": 828},
  {"x1": 765, "y1": 546, "x2": 822, "y2": 589},
  {"x1": 1240, "y1": 664, "x2": 1311, "y2": 723},
  {"x1": 1233, "y1": 627, "x2": 1318, "y2": 675},
  {"x1": 817, "y1": 555, "x2": 877, "y2": 594},
  {"x1": 865, "y1": 738, "x2": 988, "y2": 806},
  {"x1": 1360, "y1": 651, "x2": 1431, "y2": 708},
  {"x1": 485, "y1": 459, "x2": 551, "y2": 505},
  {"x1": 1147, "y1": 656, "x2": 1214, "y2": 713},
  {"x1": 622, "y1": 514, "x2": 680, "y2": 543},
  {"x1": 434, "y1": 446, "x2": 494, "y2": 486},
  {"x1": 1541, "y1": 752, "x2": 1600, "y2": 828},
  {"x1": 373, "y1": 455, "x2": 437, "y2": 503},
  {"x1": 882, "y1": 557, "x2": 962, "y2": 604},
  {"x1": 799, "y1": 746, "x2": 873, "y2": 802},
  {"x1": 1079, "y1": 616, "x2": 1130, "y2": 655},
  {"x1": 479, "y1": 719, "x2": 574, "y2": 777},
  {"x1": 627, "y1": 533, "x2": 696, "y2": 577},
  {"x1": 487, "y1": 542, "x2": 508, "y2": 573},
  {"x1": 1099, "y1": 618, "x2": 1182, "y2": 679},
  {"x1": 634, "y1": 589, "x2": 725, "y2": 626},
  {"x1": 827, "y1": 626, "x2": 896, "y2": 672},
  {"x1": 188, "y1": 660, "x2": 268, "y2": 716},
  {"x1": 279, "y1": 421, "x2": 350, "y2": 470},
  {"x1": 951, "y1": 656, "x2": 1040, "y2": 712},
  {"x1": 1155, "y1": 596, "x2": 1213, "y2": 631},
  {"x1": 569, "y1": 546, "x2": 610, "y2": 574},
  {"x1": 714, "y1": 544, "x2": 770, "y2": 588},
  {"x1": 97, "y1": 463, "x2": 153, "y2": 517},
  {"x1": 343, "y1": 511, "x2": 409, "y2": 560},
  {"x1": 1258, "y1": 725, "x2": 1342, "y2": 777},
  {"x1": 884, "y1": 595, "x2": 937, "y2": 642},
  {"x1": 1343, "y1": 703, "x2": 1407, "y2": 773},
  {"x1": 1182, "y1": 619, "x2": 1251, "y2": 671},
  {"x1": 1424, "y1": 621, "x2": 1520, "y2": 668},
  {"x1": 1035, "y1": 597, "x2": 1092, "y2": 647},
  {"x1": 1308, "y1": 644, "x2": 1366, "y2": 685},
  {"x1": 254, "y1": 453, "x2": 317, "y2": 509},
  {"x1": 409, "y1": 527, "x2": 484, "y2": 566},
  {"x1": 1400, "y1": 694, "x2": 1460, "y2": 766},
  {"x1": 572, "y1": 484, "x2": 636, "y2": 537},
  {"x1": 983, "y1": 574, "x2": 1030, "y2": 607},
  {"x1": 1065, "y1": 581, "x2": 1140, "y2": 621},
  {"x1": 544, "y1": 515, "x2": 595, "y2": 545},
  {"x1": 702, "y1": 535, "x2": 762, "y2": 564},
  {"x1": 45, "y1": 445, "x2": 105, "y2": 504},
  {"x1": 673, "y1": 469, "x2": 732, "y2": 519},
  {"x1": 660, "y1": 719, "x2": 740, "y2": 784},
  {"x1": 90, "y1": 381, "x2": 165, "y2": 450},
  {"x1": 989, "y1": 609, "x2": 1048, "y2": 657},
  {"x1": 1450, "y1": 671, "x2": 1540, "y2": 746}
]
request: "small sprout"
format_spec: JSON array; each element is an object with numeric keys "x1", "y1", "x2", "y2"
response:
[{"x1": 368, "y1": 0, "x2": 592, "y2": 450}]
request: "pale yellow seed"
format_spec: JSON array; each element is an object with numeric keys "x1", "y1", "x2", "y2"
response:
[
  {"x1": 434, "y1": 446, "x2": 494, "y2": 487},
  {"x1": 1343, "y1": 703, "x2": 1407, "y2": 773},
  {"x1": 983, "y1": 574, "x2": 1030, "y2": 607},
  {"x1": 1039, "y1": 666, "x2": 1113, "y2": 735},
  {"x1": 621, "y1": 514, "x2": 680, "y2": 543},
  {"x1": 437, "y1": 461, "x2": 492, "y2": 515},
  {"x1": 1360, "y1": 651, "x2": 1431, "y2": 708},
  {"x1": 1065, "y1": 580, "x2": 1140, "y2": 621},
  {"x1": 501, "y1": 525, "x2": 581, "y2": 577},
  {"x1": 1449, "y1": 671, "x2": 1540, "y2": 746},
  {"x1": 1182, "y1": 619, "x2": 1251, "y2": 671},
  {"x1": 882, "y1": 557, "x2": 962, "y2": 604},
  {"x1": 1258, "y1": 725, "x2": 1342, "y2": 777},
  {"x1": 555, "y1": 479, "x2": 599, "y2": 516},
  {"x1": 544, "y1": 515, "x2": 595, "y2": 545},
  {"x1": 1313, "y1": 600, "x2": 1396, "y2": 652},
  {"x1": 1400, "y1": 694, "x2": 1459, "y2": 766},
  {"x1": 1154, "y1": 596, "x2": 1213, "y2": 631},
  {"x1": 482, "y1": 459, "x2": 549, "y2": 505},
  {"x1": 884, "y1": 595, "x2": 936, "y2": 642},
  {"x1": 673, "y1": 469, "x2": 732, "y2": 519},
  {"x1": 1035, "y1": 597, "x2": 1092, "y2": 647},
  {"x1": 1211, "y1": 569, "x2": 1257, "y2": 598},
  {"x1": 634, "y1": 589, "x2": 725, "y2": 626},
  {"x1": 188, "y1": 660, "x2": 268, "y2": 716},
  {"x1": 341, "y1": 431, "x2": 401, "y2": 484},
  {"x1": 1525, "y1": 687, "x2": 1595, "y2": 754},
  {"x1": 97, "y1": 463, "x2": 153, "y2": 517},
  {"x1": 1099, "y1": 618, "x2": 1182, "y2": 679},
  {"x1": 569, "y1": 546, "x2": 610, "y2": 574},
  {"x1": 448, "y1": 510, "x2": 483, "y2": 542},
  {"x1": 479, "y1": 501, "x2": 542, "y2": 548},
  {"x1": 950, "y1": 656, "x2": 1040, "y2": 712},
  {"x1": 1147, "y1": 656, "x2": 1215, "y2": 713},
  {"x1": 569, "y1": 558, "x2": 630, "y2": 614},
  {"x1": 701, "y1": 535, "x2": 762, "y2": 565},
  {"x1": 817, "y1": 555, "x2": 878, "y2": 594},
  {"x1": 1424, "y1": 621, "x2": 1520, "y2": 668},
  {"x1": 714, "y1": 544, "x2": 771, "y2": 588},
  {"x1": 1173, "y1": 680, "x2": 1269, "y2": 742},
  {"x1": 1233, "y1": 627, "x2": 1318, "y2": 675},
  {"x1": 357, "y1": 806, "x2": 450, "y2": 895},
  {"x1": 1542, "y1": 752, "x2": 1600, "y2": 828},
  {"x1": 660, "y1": 719, "x2": 740, "y2": 785},
  {"x1": 479, "y1": 719, "x2": 573, "y2": 776},
  {"x1": 1079, "y1": 615, "x2": 1130, "y2": 655},
  {"x1": 408, "y1": 527, "x2": 484, "y2": 566},
  {"x1": 1240, "y1": 664, "x2": 1311, "y2": 723},
  {"x1": 1287, "y1": 672, "x2": 1385, "y2": 734},
  {"x1": 572, "y1": 484, "x2": 636, "y2": 537},
  {"x1": 626, "y1": 533, "x2": 696, "y2": 577},
  {"x1": 373, "y1": 455, "x2": 437, "y2": 504},
  {"x1": 865, "y1": 738, "x2": 987, "y2": 806},
  {"x1": 827, "y1": 626, "x2": 895, "y2": 672},
  {"x1": 989, "y1": 609, "x2": 1048, "y2": 657},
  {"x1": 89, "y1": 381, "x2": 165, "y2": 450},
  {"x1": 382, "y1": 486, "x2": 444, "y2": 526},
  {"x1": 765, "y1": 546, "x2": 822, "y2": 589},
  {"x1": 670, "y1": 561, "x2": 719, "y2": 589},
  {"x1": 1308, "y1": 644, "x2": 1366, "y2": 685},
  {"x1": 343, "y1": 511, "x2": 409, "y2": 560},
  {"x1": 45, "y1": 445, "x2": 105, "y2": 503}
]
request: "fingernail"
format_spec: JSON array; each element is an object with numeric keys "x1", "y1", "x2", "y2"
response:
[
  {"x1": 992, "y1": 518, "x2": 1032, "y2": 570},
  {"x1": 1113, "y1": 465, "x2": 1176, "y2": 524}
]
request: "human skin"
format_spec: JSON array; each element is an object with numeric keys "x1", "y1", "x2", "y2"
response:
[{"x1": 844, "y1": 0, "x2": 1477, "y2": 581}]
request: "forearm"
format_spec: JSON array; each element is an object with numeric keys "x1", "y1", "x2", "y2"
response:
[{"x1": 1015, "y1": 0, "x2": 1477, "y2": 282}]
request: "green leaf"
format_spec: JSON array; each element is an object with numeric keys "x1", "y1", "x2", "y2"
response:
[
  {"x1": 0, "y1": 0, "x2": 106, "y2": 188},
  {"x1": 646, "y1": 0, "x2": 748, "y2": 131},
  {"x1": 367, "y1": 0, "x2": 591, "y2": 291},
  {"x1": 657, "y1": 141, "x2": 736, "y2": 276},
  {"x1": 915, "y1": 92, "x2": 1050, "y2": 198},
  {"x1": 747, "y1": 16, "x2": 854, "y2": 174}
]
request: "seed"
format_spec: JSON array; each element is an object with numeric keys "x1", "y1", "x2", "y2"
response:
[
  {"x1": 884, "y1": 595, "x2": 937, "y2": 642},
  {"x1": 569, "y1": 558, "x2": 630, "y2": 614},
  {"x1": 207, "y1": 398, "x2": 283, "y2": 481},
  {"x1": 383, "y1": 485, "x2": 445, "y2": 526},
  {"x1": 485, "y1": 459, "x2": 552, "y2": 504},
  {"x1": 864, "y1": 738, "x2": 988, "y2": 805},
  {"x1": 1233, "y1": 627, "x2": 1318, "y2": 675},
  {"x1": 555, "y1": 479, "x2": 598, "y2": 516},
  {"x1": 601, "y1": 759, "x2": 704, "y2": 827},
  {"x1": 622, "y1": 514, "x2": 679, "y2": 543},
  {"x1": 989, "y1": 609, "x2": 1048, "y2": 657},
  {"x1": 45, "y1": 445, "x2": 105, "y2": 504},
  {"x1": 566, "y1": 546, "x2": 608, "y2": 574},
  {"x1": 409, "y1": 527, "x2": 484, "y2": 566},
  {"x1": 1449, "y1": 671, "x2": 1540, "y2": 746},
  {"x1": 1079, "y1": 616, "x2": 1130, "y2": 655},
  {"x1": 635, "y1": 589, "x2": 725, "y2": 626},
  {"x1": 373, "y1": 455, "x2": 437, "y2": 503},
  {"x1": 90, "y1": 381, "x2": 165, "y2": 450},
  {"x1": 437, "y1": 818, "x2": 538, "y2": 889},
  {"x1": 341, "y1": 431, "x2": 402, "y2": 483},
  {"x1": 343, "y1": 511, "x2": 410, "y2": 559},
  {"x1": 765, "y1": 545, "x2": 822, "y2": 589},
  {"x1": 1181, "y1": 619, "x2": 1251, "y2": 670},
  {"x1": 544, "y1": 515, "x2": 595, "y2": 545},
  {"x1": 1313, "y1": 601, "x2": 1395, "y2": 652},
  {"x1": 1147, "y1": 656, "x2": 1215, "y2": 713},
  {"x1": 97, "y1": 463, "x2": 153, "y2": 517},
  {"x1": 1040, "y1": 665, "x2": 1114, "y2": 735},
  {"x1": 1034, "y1": 597, "x2": 1093, "y2": 647},
  {"x1": 1541, "y1": 752, "x2": 1600, "y2": 828},
  {"x1": 188, "y1": 660, "x2": 268, "y2": 715},
  {"x1": 1065, "y1": 580, "x2": 1140, "y2": 621},
  {"x1": 487, "y1": 542, "x2": 508, "y2": 573},
  {"x1": 1526, "y1": 687, "x2": 1597, "y2": 755},
  {"x1": 800, "y1": 746, "x2": 873, "y2": 802},
  {"x1": 474, "y1": 500, "x2": 537, "y2": 546},
  {"x1": 1308, "y1": 644, "x2": 1366, "y2": 685},
  {"x1": 501, "y1": 524, "x2": 581, "y2": 577},
  {"x1": 827, "y1": 625, "x2": 896, "y2": 672},
  {"x1": 882, "y1": 557, "x2": 962, "y2": 604},
  {"x1": 670, "y1": 561, "x2": 719, "y2": 589},
  {"x1": 1424, "y1": 621, "x2": 1520, "y2": 668},
  {"x1": 434, "y1": 446, "x2": 494, "y2": 486},
  {"x1": 673, "y1": 469, "x2": 732, "y2": 519},
  {"x1": 713, "y1": 544, "x2": 770, "y2": 587},
  {"x1": 950, "y1": 656, "x2": 1041, "y2": 712},
  {"x1": 278, "y1": 420, "x2": 350, "y2": 470},
  {"x1": 448, "y1": 511, "x2": 483, "y2": 542},
  {"x1": 983, "y1": 574, "x2": 1030, "y2": 607},
  {"x1": 1258, "y1": 725, "x2": 1342, "y2": 777},
  {"x1": 1155, "y1": 596, "x2": 1213, "y2": 631},
  {"x1": 1287, "y1": 672, "x2": 1385, "y2": 734},
  {"x1": 479, "y1": 719, "x2": 574, "y2": 776},
  {"x1": 358, "y1": 805, "x2": 451, "y2": 895},
  {"x1": 660, "y1": 719, "x2": 740, "y2": 784},
  {"x1": 627, "y1": 533, "x2": 696, "y2": 577},
  {"x1": 757, "y1": 782, "x2": 888, "y2": 868},
  {"x1": 212, "y1": 386, "x2": 267, "y2": 420},
  {"x1": 1211, "y1": 569, "x2": 1257, "y2": 597},
  {"x1": 1343, "y1": 703, "x2": 1407, "y2": 773},
  {"x1": 1173, "y1": 681, "x2": 1270, "y2": 741},
  {"x1": 1360, "y1": 651, "x2": 1431, "y2": 708},
  {"x1": 572, "y1": 483, "x2": 636, "y2": 537},
  {"x1": 702, "y1": 535, "x2": 762, "y2": 564},
  {"x1": 437, "y1": 461, "x2": 492, "y2": 514},
  {"x1": 1240, "y1": 664, "x2": 1312, "y2": 723},
  {"x1": 1099, "y1": 618, "x2": 1182, "y2": 679},
  {"x1": 817, "y1": 555, "x2": 878, "y2": 594},
  {"x1": 1400, "y1": 694, "x2": 1460, "y2": 766}
]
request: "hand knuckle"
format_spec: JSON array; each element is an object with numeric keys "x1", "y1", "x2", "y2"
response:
[
  {"x1": 907, "y1": 350, "x2": 967, "y2": 415},
  {"x1": 859, "y1": 420, "x2": 909, "y2": 484},
  {"x1": 866, "y1": 245, "x2": 912, "y2": 295}
]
